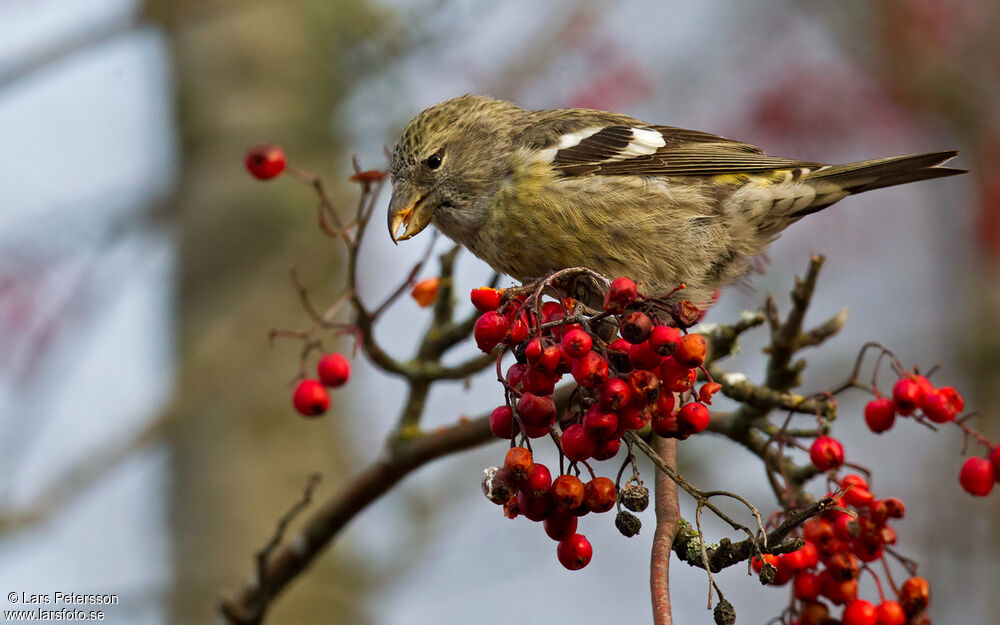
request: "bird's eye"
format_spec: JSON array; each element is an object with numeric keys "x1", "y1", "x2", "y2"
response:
[{"x1": 426, "y1": 152, "x2": 443, "y2": 170}]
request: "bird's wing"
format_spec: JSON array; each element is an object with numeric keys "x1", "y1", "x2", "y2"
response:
[{"x1": 522, "y1": 119, "x2": 821, "y2": 177}]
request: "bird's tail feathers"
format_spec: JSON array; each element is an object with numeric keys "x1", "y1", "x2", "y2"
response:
[{"x1": 796, "y1": 151, "x2": 964, "y2": 215}]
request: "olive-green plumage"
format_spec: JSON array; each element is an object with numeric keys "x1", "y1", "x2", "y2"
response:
[{"x1": 387, "y1": 94, "x2": 963, "y2": 305}]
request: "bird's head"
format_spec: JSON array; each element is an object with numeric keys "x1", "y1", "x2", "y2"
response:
[{"x1": 388, "y1": 94, "x2": 523, "y2": 245}]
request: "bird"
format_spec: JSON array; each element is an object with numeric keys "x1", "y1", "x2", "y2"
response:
[{"x1": 387, "y1": 94, "x2": 964, "y2": 306}]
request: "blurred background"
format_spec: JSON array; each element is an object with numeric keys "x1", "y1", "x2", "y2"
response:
[{"x1": 0, "y1": 0, "x2": 997, "y2": 623}]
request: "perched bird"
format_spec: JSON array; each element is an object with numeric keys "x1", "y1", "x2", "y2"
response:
[{"x1": 387, "y1": 94, "x2": 963, "y2": 305}]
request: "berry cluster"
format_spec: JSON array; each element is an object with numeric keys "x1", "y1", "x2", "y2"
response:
[
  {"x1": 291, "y1": 353, "x2": 351, "y2": 417},
  {"x1": 755, "y1": 470, "x2": 928, "y2": 625},
  {"x1": 477, "y1": 277, "x2": 719, "y2": 569},
  {"x1": 861, "y1": 368, "x2": 998, "y2": 498}
]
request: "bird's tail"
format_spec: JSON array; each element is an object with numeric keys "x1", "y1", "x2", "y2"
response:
[{"x1": 796, "y1": 151, "x2": 964, "y2": 216}]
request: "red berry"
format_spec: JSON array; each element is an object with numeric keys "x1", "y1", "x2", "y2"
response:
[
  {"x1": 678, "y1": 402, "x2": 710, "y2": 435},
  {"x1": 883, "y1": 497, "x2": 906, "y2": 519},
  {"x1": 244, "y1": 143, "x2": 286, "y2": 180},
  {"x1": 505, "y1": 363, "x2": 526, "y2": 389},
  {"x1": 751, "y1": 553, "x2": 777, "y2": 573},
  {"x1": 674, "y1": 333, "x2": 707, "y2": 368},
  {"x1": 556, "y1": 533, "x2": 593, "y2": 570},
  {"x1": 551, "y1": 474, "x2": 585, "y2": 511},
  {"x1": 292, "y1": 379, "x2": 329, "y2": 417},
  {"x1": 516, "y1": 489, "x2": 554, "y2": 522},
  {"x1": 543, "y1": 512, "x2": 578, "y2": 541},
  {"x1": 584, "y1": 477, "x2": 617, "y2": 513},
  {"x1": 864, "y1": 397, "x2": 896, "y2": 433},
  {"x1": 648, "y1": 325, "x2": 681, "y2": 356},
  {"x1": 937, "y1": 386, "x2": 964, "y2": 412},
  {"x1": 592, "y1": 438, "x2": 621, "y2": 461},
  {"x1": 474, "y1": 311, "x2": 509, "y2": 352},
  {"x1": 521, "y1": 366, "x2": 557, "y2": 396},
  {"x1": 504, "y1": 447, "x2": 534, "y2": 483},
  {"x1": 489, "y1": 406, "x2": 515, "y2": 439},
  {"x1": 470, "y1": 287, "x2": 503, "y2": 311},
  {"x1": 650, "y1": 405, "x2": 681, "y2": 438},
  {"x1": 874, "y1": 600, "x2": 906, "y2": 625},
  {"x1": 793, "y1": 572, "x2": 822, "y2": 601},
  {"x1": 628, "y1": 340, "x2": 663, "y2": 371},
  {"x1": 561, "y1": 328, "x2": 593, "y2": 358},
  {"x1": 920, "y1": 389, "x2": 957, "y2": 423},
  {"x1": 522, "y1": 462, "x2": 552, "y2": 497},
  {"x1": 620, "y1": 311, "x2": 653, "y2": 344},
  {"x1": 603, "y1": 277, "x2": 637, "y2": 313},
  {"x1": 600, "y1": 378, "x2": 632, "y2": 411},
  {"x1": 959, "y1": 456, "x2": 995, "y2": 496},
  {"x1": 516, "y1": 393, "x2": 556, "y2": 428},
  {"x1": 820, "y1": 572, "x2": 858, "y2": 605},
  {"x1": 560, "y1": 424, "x2": 597, "y2": 462},
  {"x1": 317, "y1": 353, "x2": 351, "y2": 388},
  {"x1": 504, "y1": 313, "x2": 530, "y2": 345},
  {"x1": 842, "y1": 599, "x2": 877, "y2": 625},
  {"x1": 572, "y1": 351, "x2": 609, "y2": 388},
  {"x1": 839, "y1": 474, "x2": 873, "y2": 508},
  {"x1": 619, "y1": 404, "x2": 651, "y2": 431},
  {"x1": 891, "y1": 377, "x2": 923, "y2": 415},
  {"x1": 809, "y1": 436, "x2": 845, "y2": 471},
  {"x1": 582, "y1": 405, "x2": 619, "y2": 441},
  {"x1": 659, "y1": 356, "x2": 696, "y2": 393},
  {"x1": 798, "y1": 541, "x2": 820, "y2": 569}
]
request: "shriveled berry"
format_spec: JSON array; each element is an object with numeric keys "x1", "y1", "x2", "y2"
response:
[
  {"x1": 619, "y1": 483, "x2": 649, "y2": 512},
  {"x1": 809, "y1": 436, "x2": 845, "y2": 471},
  {"x1": 561, "y1": 423, "x2": 597, "y2": 461},
  {"x1": 606, "y1": 338, "x2": 632, "y2": 371},
  {"x1": 489, "y1": 406, "x2": 515, "y2": 439},
  {"x1": 884, "y1": 497, "x2": 906, "y2": 519},
  {"x1": 959, "y1": 456, "x2": 994, "y2": 496},
  {"x1": 505, "y1": 363, "x2": 526, "y2": 389},
  {"x1": 560, "y1": 327, "x2": 593, "y2": 358},
  {"x1": 699, "y1": 381, "x2": 723, "y2": 404},
  {"x1": 675, "y1": 333, "x2": 707, "y2": 368},
  {"x1": 600, "y1": 377, "x2": 632, "y2": 411},
  {"x1": 317, "y1": 353, "x2": 351, "y2": 388},
  {"x1": 615, "y1": 510, "x2": 641, "y2": 537},
  {"x1": 628, "y1": 369, "x2": 660, "y2": 404},
  {"x1": 504, "y1": 446, "x2": 534, "y2": 482},
  {"x1": 863, "y1": 397, "x2": 895, "y2": 434},
  {"x1": 482, "y1": 466, "x2": 518, "y2": 505},
  {"x1": 648, "y1": 324, "x2": 681, "y2": 355},
  {"x1": 474, "y1": 311, "x2": 509, "y2": 352},
  {"x1": 556, "y1": 533, "x2": 593, "y2": 570},
  {"x1": 604, "y1": 277, "x2": 638, "y2": 313},
  {"x1": 551, "y1": 474, "x2": 585, "y2": 511},
  {"x1": 584, "y1": 477, "x2": 617, "y2": 513},
  {"x1": 245, "y1": 143, "x2": 286, "y2": 179},
  {"x1": 713, "y1": 598, "x2": 735, "y2": 625},
  {"x1": 572, "y1": 351, "x2": 609, "y2": 388},
  {"x1": 470, "y1": 287, "x2": 503, "y2": 311},
  {"x1": 517, "y1": 392, "x2": 556, "y2": 428},
  {"x1": 874, "y1": 600, "x2": 906, "y2": 625},
  {"x1": 292, "y1": 379, "x2": 329, "y2": 417},
  {"x1": 842, "y1": 599, "x2": 877, "y2": 625},
  {"x1": 899, "y1": 576, "x2": 930, "y2": 614},
  {"x1": 891, "y1": 377, "x2": 923, "y2": 415},
  {"x1": 799, "y1": 600, "x2": 830, "y2": 625},
  {"x1": 543, "y1": 512, "x2": 578, "y2": 541},
  {"x1": 620, "y1": 311, "x2": 653, "y2": 344},
  {"x1": 678, "y1": 402, "x2": 710, "y2": 435}
]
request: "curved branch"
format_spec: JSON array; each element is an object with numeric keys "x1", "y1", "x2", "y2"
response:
[{"x1": 650, "y1": 437, "x2": 678, "y2": 625}]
